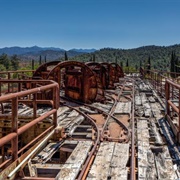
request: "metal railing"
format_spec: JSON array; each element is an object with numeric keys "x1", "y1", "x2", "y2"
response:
[
  {"x1": 0, "y1": 79, "x2": 59, "y2": 170},
  {"x1": 165, "y1": 79, "x2": 180, "y2": 142},
  {"x1": 140, "y1": 68, "x2": 180, "y2": 142}
]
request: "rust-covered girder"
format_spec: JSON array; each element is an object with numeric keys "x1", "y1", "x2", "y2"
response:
[{"x1": 47, "y1": 61, "x2": 100, "y2": 103}]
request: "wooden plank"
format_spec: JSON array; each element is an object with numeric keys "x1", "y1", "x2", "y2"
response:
[
  {"x1": 150, "y1": 103, "x2": 162, "y2": 119},
  {"x1": 87, "y1": 142, "x2": 129, "y2": 179},
  {"x1": 135, "y1": 95, "x2": 141, "y2": 106},
  {"x1": 114, "y1": 102, "x2": 131, "y2": 114},
  {"x1": 110, "y1": 143, "x2": 129, "y2": 179},
  {"x1": 87, "y1": 142, "x2": 115, "y2": 179},
  {"x1": 137, "y1": 118, "x2": 157, "y2": 179},
  {"x1": 55, "y1": 141, "x2": 92, "y2": 180},
  {"x1": 155, "y1": 149, "x2": 177, "y2": 179}
]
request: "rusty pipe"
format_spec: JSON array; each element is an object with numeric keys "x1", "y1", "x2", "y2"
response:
[
  {"x1": 167, "y1": 100, "x2": 179, "y2": 113},
  {"x1": 0, "y1": 110, "x2": 56, "y2": 147},
  {"x1": 0, "y1": 83, "x2": 58, "y2": 102},
  {"x1": 18, "y1": 109, "x2": 56, "y2": 135}
]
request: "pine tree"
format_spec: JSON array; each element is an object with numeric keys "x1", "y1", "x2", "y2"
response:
[
  {"x1": 45, "y1": 56, "x2": 47, "y2": 63},
  {"x1": 39, "y1": 55, "x2": 42, "y2": 65},
  {"x1": 120, "y1": 61, "x2": 123, "y2": 68},
  {"x1": 65, "y1": 51, "x2": 68, "y2": 61},
  {"x1": 140, "y1": 60, "x2": 142, "y2": 68},
  {"x1": 115, "y1": 56, "x2": 117, "y2": 64},
  {"x1": 126, "y1": 59, "x2": 129, "y2": 67},
  {"x1": 147, "y1": 56, "x2": 151, "y2": 73},
  {"x1": 92, "y1": 54, "x2": 95, "y2": 62},
  {"x1": 11, "y1": 54, "x2": 20, "y2": 70},
  {"x1": 170, "y1": 51, "x2": 176, "y2": 78},
  {"x1": 32, "y1": 59, "x2": 35, "y2": 70},
  {"x1": 126, "y1": 59, "x2": 129, "y2": 73},
  {"x1": 0, "y1": 53, "x2": 10, "y2": 70}
]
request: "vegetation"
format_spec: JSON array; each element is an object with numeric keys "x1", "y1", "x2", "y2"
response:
[
  {"x1": 170, "y1": 51, "x2": 180, "y2": 77},
  {"x1": 0, "y1": 44, "x2": 180, "y2": 73},
  {"x1": 71, "y1": 44, "x2": 180, "y2": 72}
]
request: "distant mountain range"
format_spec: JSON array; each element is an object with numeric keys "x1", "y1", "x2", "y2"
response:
[{"x1": 0, "y1": 46, "x2": 97, "y2": 61}]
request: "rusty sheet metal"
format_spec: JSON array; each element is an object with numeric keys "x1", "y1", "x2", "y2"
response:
[
  {"x1": 85, "y1": 62, "x2": 106, "y2": 102},
  {"x1": 111, "y1": 63, "x2": 124, "y2": 80},
  {"x1": 101, "y1": 63, "x2": 123, "y2": 89},
  {"x1": 46, "y1": 61, "x2": 99, "y2": 103},
  {"x1": 33, "y1": 61, "x2": 61, "y2": 79}
]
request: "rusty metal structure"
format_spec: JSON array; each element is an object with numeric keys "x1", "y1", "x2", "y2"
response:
[{"x1": 0, "y1": 61, "x2": 180, "y2": 179}]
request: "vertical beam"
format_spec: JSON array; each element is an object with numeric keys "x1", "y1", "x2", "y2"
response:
[
  {"x1": 53, "y1": 86, "x2": 58, "y2": 127},
  {"x1": 33, "y1": 93, "x2": 37, "y2": 119},
  {"x1": 165, "y1": 81, "x2": 170, "y2": 115},
  {"x1": 8, "y1": 72, "x2": 10, "y2": 93},
  {"x1": 11, "y1": 97, "x2": 18, "y2": 161}
]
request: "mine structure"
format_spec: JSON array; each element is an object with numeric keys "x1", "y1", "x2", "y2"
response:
[{"x1": 0, "y1": 61, "x2": 180, "y2": 179}]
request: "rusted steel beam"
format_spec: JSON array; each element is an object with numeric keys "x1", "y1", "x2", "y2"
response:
[
  {"x1": 11, "y1": 97, "x2": 18, "y2": 161},
  {"x1": 0, "y1": 132, "x2": 17, "y2": 147},
  {"x1": 165, "y1": 81, "x2": 170, "y2": 115},
  {"x1": 0, "y1": 83, "x2": 58, "y2": 102},
  {"x1": 7, "y1": 129, "x2": 55, "y2": 179},
  {"x1": 167, "y1": 100, "x2": 179, "y2": 113},
  {"x1": 17, "y1": 109, "x2": 56, "y2": 135},
  {"x1": 0, "y1": 116, "x2": 54, "y2": 148},
  {"x1": 0, "y1": 159, "x2": 11, "y2": 169},
  {"x1": 130, "y1": 80, "x2": 135, "y2": 180},
  {"x1": 18, "y1": 125, "x2": 54, "y2": 155}
]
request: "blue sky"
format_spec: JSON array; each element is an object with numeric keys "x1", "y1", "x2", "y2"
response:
[{"x1": 0, "y1": 0, "x2": 180, "y2": 50}]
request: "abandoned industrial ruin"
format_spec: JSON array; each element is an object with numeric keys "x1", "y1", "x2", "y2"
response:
[{"x1": 0, "y1": 60, "x2": 180, "y2": 180}]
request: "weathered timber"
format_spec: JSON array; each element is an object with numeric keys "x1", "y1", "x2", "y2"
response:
[
  {"x1": 114, "y1": 102, "x2": 131, "y2": 114},
  {"x1": 87, "y1": 142, "x2": 129, "y2": 179},
  {"x1": 55, "y1": 141, "x2": 92, "y2": 180}
]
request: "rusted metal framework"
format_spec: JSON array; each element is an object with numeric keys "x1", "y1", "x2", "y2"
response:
[
  {"x1": 140, "y1": 68, "x2": 180, "y2": 143},
  {"x1": 32, "y1": 61, "x2": 124, "y2": 103},
  {"x1": 47, "y1": 61, "x2": 100, "y2": 103},
  {"x1": 85, "y1": 62, "x2": 107, "y2": 89},
  {"x1": 110, "y1": 62, "x2": 124, "y2": 80},
  {"x1": 165, "y1": 79, "x2": 180, "y2": 142},
  {"x1": 0, "y1": 80, "x2": 59, "y2": 177},
  {"x1": 101, "y1": 62, "x2": 116, "y2": 89},
  {"x1": 32, "y1": 61, "x2": 60, "y2": 79}
]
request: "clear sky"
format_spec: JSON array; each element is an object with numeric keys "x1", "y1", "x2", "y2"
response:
[{"x1": 0, "y1": 0, "x2": 180, "y2": 50}]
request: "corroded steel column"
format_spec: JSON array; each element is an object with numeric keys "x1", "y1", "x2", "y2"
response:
[
  {"x1": 165, "y1": 81, "x2": 170, "y2": 115},
  {"x1": 12, "y1": 97, "x2": 18, "y2": 161}
]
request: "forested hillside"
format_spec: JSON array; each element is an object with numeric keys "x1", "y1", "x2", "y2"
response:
[
  {"x1": 71, "y1": 44, "x2": 180, "y2": 71},
  {"x1": 0, "y1": 44, "x2": 180, "y2": 72}
]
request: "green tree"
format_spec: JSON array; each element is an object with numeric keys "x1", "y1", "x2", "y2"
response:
[
  {"x1": 120, "y1": 61, "x2": 123, "y2": 68},
  {"x1": 147, "y1": 56, "x2": 151, "y2": 74},
  {"x1": 39, "y1": 55, "x2": 42, "y2": 65},
  {"x1": 0, "y1": 64, "x2": 6, "y2": 78},
  {"x1": 65, "y1": 51, "x2": 68, "y2": 61},
  {"x1": 170, "y1": 51, "x2": 176, "y2": 78},
  {"x1": 140, "y1": 60, "x2": 142, "y2": 68},
  {"x1": 92, "y1": 54, "x2": 95, "y2": 62},
  {"x1": 11, "y1": 54, "x2": 20, "y2": 70},
  {"x1": 126, "y1": 59, "x2": 129, "y2": 67},
  {"x1": 0, "y1": 53, "x2": 10, "y2": 70}
]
